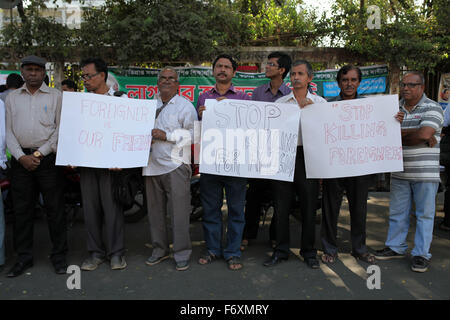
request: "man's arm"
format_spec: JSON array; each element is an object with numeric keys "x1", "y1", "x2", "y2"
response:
[
  {"x1": 40, "y1": 91, "x2": 62, "y2": 156},
  {"x1": 401, "y1": 126, "x2": 436, "y2": 146}
]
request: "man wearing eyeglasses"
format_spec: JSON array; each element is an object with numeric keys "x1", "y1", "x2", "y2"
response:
[
  {"x1": 143, "y1": 67, "x2": 197, "y2": 271},
  {"x1": 78, "y1": 57, "x2": 128, "y2": 271},
  {"x1": 5, "y1": 55, "x2": 67, "y2": 277},
  {"x1": 375, "y1": 72, "x2": 444, "y2": 273},
  {"x1": 241, "y1": 52, "x2": 292, "y2": 252}
]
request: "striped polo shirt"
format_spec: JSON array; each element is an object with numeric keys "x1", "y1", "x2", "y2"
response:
[{"x1": 391, "y1": 94, "x2": 444, "y2": 182}]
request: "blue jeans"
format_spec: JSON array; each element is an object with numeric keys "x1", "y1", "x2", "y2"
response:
[
  {"x1": 385, "y1": 178, "x2": 438, "y2": 260},
  {"x1": 0, "y1": 189, "x2": 5, "y2": 265},
  {"x1": 200, "y1": 174, "x2": 247, "y2": 260}
]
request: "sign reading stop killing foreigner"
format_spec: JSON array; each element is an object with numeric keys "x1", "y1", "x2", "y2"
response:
[
  {"x1": 56, "y1": 92, "x2": 157, "y2": 168},
  {"x1": 301, "y1": 94, "x2": 403, "y2": 179},
  {"x1": 199, "y1": 99, "x2": 301, "y2": 182}
]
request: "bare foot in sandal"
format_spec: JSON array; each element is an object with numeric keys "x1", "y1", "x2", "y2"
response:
[
  {"x1": 198, "y1": 251, "x2": 217, "y2": 265},
  {"x1": 352, "y1": 252, "x2": 375, "y2": 264},
  {"x1": 321, "y1": 253, "x2": 337, "y2": 264},
  {"x1": 227, "y1": 257, "x2": 243, "y2": 270}
]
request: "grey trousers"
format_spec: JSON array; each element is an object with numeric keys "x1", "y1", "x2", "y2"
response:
[
  {"x1": 145, "y1": 164, "x2": 192, "y2": 263},
  {"x1": 80, "y1": 167, "x2": 125, "y2": 259}
]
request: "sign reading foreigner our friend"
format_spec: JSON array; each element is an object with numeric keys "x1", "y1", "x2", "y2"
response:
[
  {"x1": 199, "y1": 99, "x2": 301, "y2": 182},
  {"x1": 301, "y1": 94, "x2": 403, "y2": 179},
  {"x1": 56, "y1": 91, "x2": 157, "y2": 168}
]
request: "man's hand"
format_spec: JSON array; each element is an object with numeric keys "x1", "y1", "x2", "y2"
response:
[
  {"x1": 109, "y1": 168, "x2": 122, "y2": 171},
  {"x1": 152, "y1": 129, "x2": 167, "y2": 141},
  {"x1": 19, "y1": 155, "x2": 40, "y2": 171},
  {"x1": 297, "y1": 98, "x2": 314, "y2": 109},
  {"x1": 198, "y1": 105, "x2": 206, "y2": 119},
  {"x1": 427, "y1": 135, "x2": 437, "y2": 148},
  {"x1": 395, "y1": 111, "x2": 405, "y2": 123}
]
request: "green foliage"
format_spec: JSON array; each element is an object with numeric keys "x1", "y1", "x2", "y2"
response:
[{"x1": 325, "y1": 0, "x2": 449, "y2": 71}]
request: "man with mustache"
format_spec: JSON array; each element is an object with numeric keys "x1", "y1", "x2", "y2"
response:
[
  {"x1": 197, "y1": 54, "x2": 250, "y2": 271},
  {"x1": 320, "y1": 65, "x2": 376, "y2": 265},
  {"x1": 264, "y1": 60, "x2": 326, "y2": 269},
  {"x1": 375, "y1": 72, "x2": 443, "y2": 273}
]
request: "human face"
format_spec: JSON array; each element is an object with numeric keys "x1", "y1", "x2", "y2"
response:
[
  {"x1": 265, "y1": 57, "x2": 284, "y2": 79},
  {"x1": 21, "y1": 64, "x2": 45, "y2": 90},
  {"x1": 213, "y1": 58, "x2": 236, "y2": 84},
  {"x1": 157, "y1": 69, "x2": 179, "y2": 98},
  {"x1": 290, "y1": 64, "x2": 312, "y2": 90},
  {"x1": 62, "y1": 85, "x2": 75, "y2": 92},
  {"x1": 400, "y1": 74, "x2": 424, "y2": 105},
  {"x1": 338, "y1": 69, "x2": 360, "y2": 100},
  {"x1": 81, "y1": 63, "x2": 105, "y2": 93}
]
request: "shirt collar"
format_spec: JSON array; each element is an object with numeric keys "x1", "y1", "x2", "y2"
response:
[
  {"x1": 19, "y1": 82, "x2": 51, "y2": 94},
  {"x1": 400, "y1": 93, "x2": 427, "y2": 112},
  {"x1": 211, "y1": 84, "x2": 236, "y2": 95}
]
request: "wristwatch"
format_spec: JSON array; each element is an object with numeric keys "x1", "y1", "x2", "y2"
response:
[{"x1": 33, "y1": 151, "x2": 44, "y2": 159}]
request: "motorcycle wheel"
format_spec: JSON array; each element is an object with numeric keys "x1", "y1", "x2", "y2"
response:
[{"x1": 123, "y1": 189, "x2": 147, "y2": 223}]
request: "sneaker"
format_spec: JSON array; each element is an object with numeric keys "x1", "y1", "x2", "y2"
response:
[
  {"x1": 411, "y1": 256, "x2": 430, "y2": 273},
  {"x1": 145, "y1": 254, "x2": 169, "y2": 266},
  {"x1": 374, "y1": 247, "x2": 405, "y2": 260},
  {"x1": 110, "y1": 255, "x2": 127, "y2": 270},
  {"x1": 81, "y1": 255, "x2": 105, "y2": 271},
  {"x1": 175, "y1": 260, "x2": 190, "y2": 271}
]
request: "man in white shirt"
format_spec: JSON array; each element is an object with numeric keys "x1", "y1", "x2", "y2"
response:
[
  {"x1": 264, "y1": 60, "x2": 326, "y2": 269},
  {"x1": 143, "y1": 67, "x2": 197, "y2": 271}
]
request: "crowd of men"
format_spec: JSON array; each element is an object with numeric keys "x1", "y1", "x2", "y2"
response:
[{"x1": 0, "y1": 52, "x2": 446, "y2": 278}]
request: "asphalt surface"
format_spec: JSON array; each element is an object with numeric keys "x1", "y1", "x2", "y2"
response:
[{"x1": 0, "y1": 192, "x2": 449, "y2": 301}]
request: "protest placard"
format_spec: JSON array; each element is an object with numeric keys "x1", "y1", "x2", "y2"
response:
[
  {"x1": 301, "y1": 94, "x2": 403, "y2": 179},
  {"x1": 199, "y1": 99, "x2": 300, "y2": 182},
  {"x1": 56, "y1": 92, "x2": 157, "y2": 168}
]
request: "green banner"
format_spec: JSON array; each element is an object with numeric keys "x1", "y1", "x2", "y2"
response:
[{"x1": 109, "y1": 65, "x2": 389, "y2": 106}]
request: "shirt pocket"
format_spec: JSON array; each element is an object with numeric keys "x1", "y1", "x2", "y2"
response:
[{"x1": 38, "y1": 106, "x2": 56, "y2": 128}]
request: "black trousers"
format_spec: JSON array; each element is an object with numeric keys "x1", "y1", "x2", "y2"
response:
[
  {"x1": 321, "y1": 175, "x2": 370, "y2": 256},
  {"x1": 10, "y1": 153, "x2": 67, "y2": 264},
  {"x1": 243, "y1": 178, "x2": 276, "y2": 241},
  {"x1": 443, "y1": 166, "x2": 450, "y2": 227},
  {"x1": 79, "y1": 167, "x2": 125, "y2": 259},
  {"x1": 271, "y1": 147, "x2": 319, "y2": 259}
]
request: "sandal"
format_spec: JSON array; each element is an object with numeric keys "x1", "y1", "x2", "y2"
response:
[
  {"x1": 321, "y1": 253, "x2": 337, "y2": 264},
  {"x1": 198, "y1": 251, "x2": 217, "y2": 265},
  {"x1": 227, "y1": 257, "x2": 243, "y2": 271},
  {"x1": 352, "y1": 252, "x2": 375, "y2": 264}
]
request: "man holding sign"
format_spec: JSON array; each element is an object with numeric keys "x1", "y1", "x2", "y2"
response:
[
  {"x1": 264, "y1": 60, "x2": 326, "y2": 269},
  {"x1": 197, "y1": 54, "x2": 250, "y2": 271},
  {"x1": 375, "y1": 72, "x2": 443, "y2": 273},
  {"x1": 320, "y1": 65, "x2": 376, "y2": 264},
  {"x1": 78, "y1": 58, "x2": 128, "y2": 271}
]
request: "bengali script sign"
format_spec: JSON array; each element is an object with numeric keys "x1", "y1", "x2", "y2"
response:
[
  {"x1": 56, "y1": 92, "x2": 157, "y2": 168},
  {"x1": 199, "y1": 99, "x2": 300, "y2": 182},
  {"x1": 301, "y1": 95, "x2": 403, "y2": 178}
]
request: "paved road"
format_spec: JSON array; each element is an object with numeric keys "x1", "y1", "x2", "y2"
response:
[{"x1": 0, "y1": 192, "x2": 449, "y2": 301}]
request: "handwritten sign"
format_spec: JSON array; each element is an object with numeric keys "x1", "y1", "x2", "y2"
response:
[
  {"x1": 301, "y1": 94, "x2": 403, "y2": 179},
  {"x1": 199, "y1": 99, "x2": 300, "y2": 182},
  {"x1": 56, "y1": 92, "x2": 157, "y2": 168}
]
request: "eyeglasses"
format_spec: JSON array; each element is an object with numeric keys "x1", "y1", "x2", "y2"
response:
[
  {"x1": 400, "y1": 82, "x2": 422, "y2": 88},
  {"x1": 81, "y1": 72, "x2": 100, "y2": 81},
  {"x1": 266, "y1": 62, "x2": 279, "y2": 68},
  {"x1": 158, "y1": 76, "x2": 178, "y2": 83}
]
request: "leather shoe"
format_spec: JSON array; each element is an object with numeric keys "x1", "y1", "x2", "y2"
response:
[
  {"x1": 7, "y1": 260, "x2": 33, "y2": 278},
  {"x1": 53, "y1": 261, "x2": 68, "y2": 275},
  {"x1": 263, "y1": 254, "x2": 288, "y2": 267},
  {"x1": 305, "y1": 257, "x2": 320, "y2": 269}
]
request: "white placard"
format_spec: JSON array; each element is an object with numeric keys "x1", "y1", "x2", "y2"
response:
[
  {"x1": 301, "y1": 94, "x2": 403, "y2": 178},
  {"x1": 56, "y1": 92, "x2": 157, "y2": 168},
  {"x1": 199, "y1": 99, "x2": 300, "y2": 182}
]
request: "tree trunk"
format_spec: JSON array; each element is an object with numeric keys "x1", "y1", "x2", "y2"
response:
[
  {"x1": 53, "y1": 61, "x2": 64, "y2": 90},
  {"x1": 389, "y1": 62, "x2": 401, "y2": 95}
]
